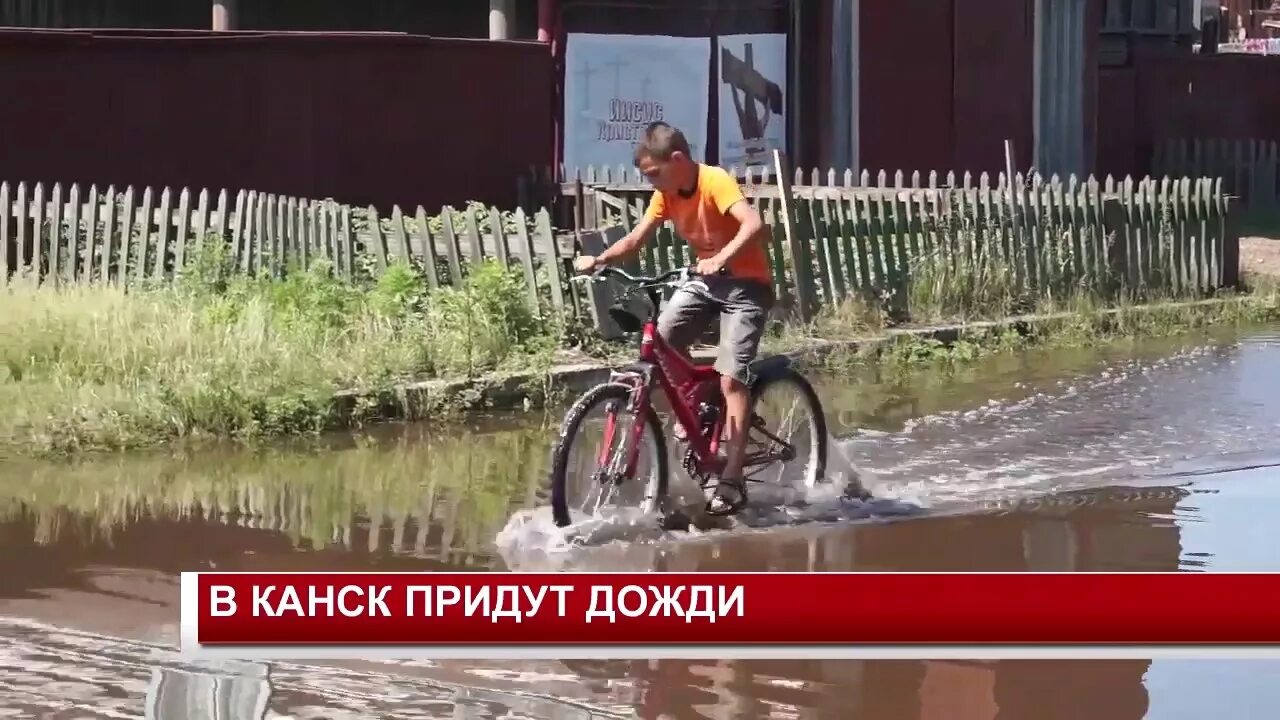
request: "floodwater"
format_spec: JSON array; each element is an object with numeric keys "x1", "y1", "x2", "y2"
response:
[{"x1": 4, "y1": 325, "x2": 1280, "y2": 718}]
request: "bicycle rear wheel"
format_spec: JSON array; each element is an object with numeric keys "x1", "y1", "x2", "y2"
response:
[
  {"x1": 742, "y1": 367, "x2": 828, "y2": 491},
  {"x1": 549, "y1": 383, "x2": 670, "y2": 529}
]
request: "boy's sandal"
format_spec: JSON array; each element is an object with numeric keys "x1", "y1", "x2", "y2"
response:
[{"x1": 704, "y1": 477, "x2": 748, "y2": 517}]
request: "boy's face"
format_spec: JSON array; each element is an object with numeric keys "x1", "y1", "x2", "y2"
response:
[{"x1": 637, "y1": 152, "x2": 685, "y2": 194}]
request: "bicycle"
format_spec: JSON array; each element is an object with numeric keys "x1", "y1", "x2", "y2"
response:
[{"x1": 547, "y1": 265, "x2": 832, "y2": 529}]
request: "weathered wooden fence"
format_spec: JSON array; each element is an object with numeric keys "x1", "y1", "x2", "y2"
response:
[
  {"x1": 561, "y1": 154, "x2": 1241, "y2": 324},
  {"x1": 2, "y1": 153, "x2": 1242, "y2": 336},
  {"x1": 1153, "y1": 138, "x2": 1280, "y2": 220},
  {"x1": 0, "y1": 181, "x2": 584, "y2": 317}
]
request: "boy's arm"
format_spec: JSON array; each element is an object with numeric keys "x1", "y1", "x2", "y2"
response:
[
  {"x1": 700, "y1": 173, "x2": 765, "y2": 273},
  {"x1": 576, "y1": 191, "x2": 662, "y2": 272},
  {"x1": 591, "y1": 213, "x2": 658, "y2": 268}
]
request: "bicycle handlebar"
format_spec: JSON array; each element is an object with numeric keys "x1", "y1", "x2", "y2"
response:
[{"x1": 571, "y1": 264, "x2": 727, "y2": 287}]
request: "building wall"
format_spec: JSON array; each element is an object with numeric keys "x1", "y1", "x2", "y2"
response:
[
  {"x1": 858, "y1": 0, "x2": 1036, "y2": 177},
  {"x1": 0, "y1": 0, "x2": 537, "y2": 38},
  {"x1": 858, "y1": 0, "x2": 955, "y2": 175},
  {"x1": 954, "y1": 0, "x2": 1035, "y2": 175},
  {"x1": 1096, "y1": 48, "x2": 1280, "y2": 177},
  {"x1": 0, "y1": 28, "x2": 553, "y2": 212}
]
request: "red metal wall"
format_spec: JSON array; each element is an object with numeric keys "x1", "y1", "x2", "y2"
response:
[
  {"x1": 1097, "y1": 48, "x2": 1280, "y2": 177},
  {"x1": 0, "y1": 29, "x2": 554, "y2": 212},
  {"x1": 859, "y1": 0, "x2": 1035, "y2": 177},
  {"x1": 950, "y1": 0, "x2": 1035, "y2": 175},
  {"x1": 858, "y1": 0, "x2": 954, "y2": 175}
]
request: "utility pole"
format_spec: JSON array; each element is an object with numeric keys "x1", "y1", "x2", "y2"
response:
[
  {"x1": 489, "y1": 0, "x2": 513, "y2": 40},
  {"x1": 212, "y1": 0, "x2": 237, "y2": 31}
]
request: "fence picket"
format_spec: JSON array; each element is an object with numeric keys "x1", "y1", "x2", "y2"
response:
[
  {"x1": 535, "y1": 207, "x2": 567, "y2": 313},
  {"x1": 388, "y1": 205, "x2": 406, "y2": 264},
  {"x1": 231, "y1": 190, "x2": 247, "y2": 272},
  {"x1": 101, "y1": 186, "x2": 116, "y2": 284},
  {"x1": 413, "y1": 206, "x2": 440, "y2": 289},
  {"x1": 154, "y1": 187, "x2": 171, "y2": 280},
  {"x1": 134, "y1": 187, "x2": 154, "y2": 285},
  {"x1": 268, "y1": 195, "x2": 283, "y2": 276},
  {"x1": 440, "y1": 206, "x2": 463, "y2": 286},
  {"x1": 308, "y1": 201, "x2": 323, "y2": 265},
  {"x1": 465, "y1": 205, "x2": 484, "y2": 265},
  {"x1": 490, "y1": 205, "x2": 510, "y2": 268},
  {"x1": 340, "y1": 205, "x2": 356, "y2": 279},
  {"x1": 366, "y1": 204, "x2": 387, "y2": 273},
  {"x1": 15, "y1": 183, "x2": 27, "y2": 277},
  {"x1": 805, "y1": 197, "x2": 834, "y2": 304},
  {"x1": 211, "y1": 189, "x2": 227, "y2": 253},
  {"x1": 0, "y1": 183, "x2": 8, "y2": 283},
  {"x1": 283, "y1": 197, "x2": 296, "y2": 270},
  {"x1": 32, "y1": 183, "x2": 46, "y2": 281},
  {"x1": 511, "y1": 207, "x2": 540, "y2": 314},
  {"x1": 67, "y1": 184, "x2": 81, "y2": 282},
  {"x1": 174, "y1": 188, "x2": 191, "y2": 275},
  {"x1": 49, "y1": 183, "x2": 64, "y2": 283},
  {"x1": 81, "y1": 184, "x2": 98, "y2": 282},
  {"x1": 118, "y1": 186, "x2": 136, "y2": 286}
]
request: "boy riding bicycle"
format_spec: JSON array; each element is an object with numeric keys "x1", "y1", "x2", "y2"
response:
[{"x1": 573, "y1": 121, "x2": 775, "y2": 516}]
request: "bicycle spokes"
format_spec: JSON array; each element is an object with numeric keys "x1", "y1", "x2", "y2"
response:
[
  {"x1": 568, "y1": 399, "x2": 655, "y2": 518},
  {"x1": 745, "y1": 386, "x2": 810, "y2": 485}
]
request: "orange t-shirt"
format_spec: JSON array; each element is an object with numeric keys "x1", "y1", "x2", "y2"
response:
[{"x1": 643, "y1": 164, "x2": 773, "y2": 285}]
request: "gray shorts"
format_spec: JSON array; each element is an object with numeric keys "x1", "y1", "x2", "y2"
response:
[{"x1": 656, "y1": 276, "x2": 775, "y2": 386}]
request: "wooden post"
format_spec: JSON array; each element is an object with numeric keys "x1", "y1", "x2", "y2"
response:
[
  {"x1": 773, "y1": 149, "x2": 816, "y2": 322},
  {"x1": 1222, "y1": 195, "x2": 1241, "y2": 290},
  {"x1": 537, "y1": 0, "x2": 557, "y2": 42},
  {"x1": 489, "y1": 0, "x2": 513, "y2": 40},
  {"x1": 212, "y1": 0, "x2": 237, "y2": 31}
]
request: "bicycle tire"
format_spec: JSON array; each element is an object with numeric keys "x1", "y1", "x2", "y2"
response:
[
  {"x1": 748, "y1": 367, "x2": 829, "y2": 489},
  {"x1": 549, "y1": 383, "x2": 670, "y2": 529}
]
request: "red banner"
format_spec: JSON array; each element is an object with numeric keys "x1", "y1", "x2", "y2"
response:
[{"x1": 183, "y1": 572, "x2": 1280, "y2": 651}]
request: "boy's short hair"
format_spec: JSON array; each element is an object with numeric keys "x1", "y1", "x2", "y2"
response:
[{"x1": 634, "y1": 121, "x2": 691, "y2": 165}]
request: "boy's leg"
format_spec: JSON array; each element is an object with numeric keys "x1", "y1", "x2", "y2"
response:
[
  {"x1": 707, "y1": 282, "x2": 772, "y2": 515},
  {"x1": 656, "y1": 285, "x2": 716, "y2": 359},
  {"x1": 656, "y1": 287, "x2": 715, "y2": 436}
]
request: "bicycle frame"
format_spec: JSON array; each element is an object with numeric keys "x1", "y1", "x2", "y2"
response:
[{"x1": 596, "y1": 273, "x2": 727, "y2": 481}]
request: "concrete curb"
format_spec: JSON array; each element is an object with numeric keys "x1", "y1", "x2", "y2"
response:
[{"x1": 332, "y1": 295, "x2": 1267, "y2": 422}]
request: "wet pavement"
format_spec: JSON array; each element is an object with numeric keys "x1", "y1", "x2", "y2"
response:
[{"x1": 3, "y1": 325, "x2": 1280, "y2": 717}]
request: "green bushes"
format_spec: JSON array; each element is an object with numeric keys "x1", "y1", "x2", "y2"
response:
[{"x1": 0, "y1": 238, "x2": 561, "y2": 456}]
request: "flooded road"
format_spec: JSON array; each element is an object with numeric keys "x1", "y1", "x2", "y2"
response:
[{"x1": 3, "y1": 325, "x2": 1280, "y2": 718}]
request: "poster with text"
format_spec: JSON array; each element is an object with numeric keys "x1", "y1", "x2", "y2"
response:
[
  {"x1": 717, "y1": 33, "x2": 787, "y2": 169},
  {"x1": 563, "y1": 33, "x2": 711, "y2": 174}
]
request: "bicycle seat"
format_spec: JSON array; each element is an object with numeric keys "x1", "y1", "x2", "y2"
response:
[{"x1": 749, "y1": 355, "x2": 792, "y2": 378}]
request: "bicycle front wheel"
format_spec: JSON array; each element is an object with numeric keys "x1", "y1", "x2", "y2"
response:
[{"x1": 549, "y1": 383, "x2": 670, "y2": 529}]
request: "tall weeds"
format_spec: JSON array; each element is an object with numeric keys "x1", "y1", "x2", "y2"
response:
[{"x1": 0, "y1": 238, "x2": 558, "y2": 455}]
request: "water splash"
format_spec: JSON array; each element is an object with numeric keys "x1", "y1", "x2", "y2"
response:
[{"x1": 492, "y1": 432, "x2": 921, "y2": 571}]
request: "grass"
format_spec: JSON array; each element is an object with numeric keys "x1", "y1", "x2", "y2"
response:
[
  {"x1": 763, "y1": 225, "x2": 1280, "y2": 375},
  {"x1": 0, "y1": 237, "x2": 584, "y2": 456}
]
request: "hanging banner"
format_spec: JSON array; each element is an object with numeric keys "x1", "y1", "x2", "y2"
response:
[
  {"x1": 562, "y1": 33, "x2": 711, "y2": 175},
  {"x1": 717, "y1": 33, "x2": 787, "y2": 169}
]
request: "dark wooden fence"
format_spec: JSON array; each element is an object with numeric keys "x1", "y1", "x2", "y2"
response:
[{"x1": 1153, "y1": 137, "x2": 1279, "y2": 222}]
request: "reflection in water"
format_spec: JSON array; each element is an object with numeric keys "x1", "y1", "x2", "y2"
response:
[
  {"x1": 0, "y1": 424, "x2": 554, "y2": 572},
  {"x1": 145, "y1": 664, "x2": 271, "y2": 720},
  {"x1": 584, "y1": 658, "x2": 1154, "y2": 720},
  {"x1": 0, "y1": 325, "x2": 1278, "y2": 717}
]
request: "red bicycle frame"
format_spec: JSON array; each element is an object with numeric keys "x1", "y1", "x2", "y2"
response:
[{"x1": 605, "y1": 311, "x2": 726, "y2": 480}]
